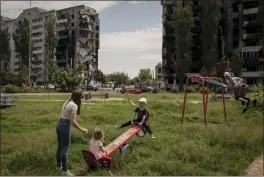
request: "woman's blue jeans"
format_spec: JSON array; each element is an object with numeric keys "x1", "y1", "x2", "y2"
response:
[{"x1": 56, "y1": 119, "x2": 71, "y2": 171}]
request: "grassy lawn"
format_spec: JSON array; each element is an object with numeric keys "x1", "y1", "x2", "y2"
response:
[{"x1": 1, "y1": 93, "x2": 262, "y2": 176}]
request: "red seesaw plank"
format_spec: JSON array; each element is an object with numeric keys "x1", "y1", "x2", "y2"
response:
[{"x1": 105, "y1": 125, "x2": 141, "y2": 156}]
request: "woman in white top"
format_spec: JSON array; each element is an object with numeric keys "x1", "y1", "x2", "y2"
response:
[
  {"x1": 56, "y1": 90, "x2": 88, "y2": 176},
  {"x1": 224, "y1": 72, "x2": 250, "y2": 113}
]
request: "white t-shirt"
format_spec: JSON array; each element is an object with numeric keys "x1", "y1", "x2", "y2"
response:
[
  {"x1": 90, "y1": 139, "x2": 103, "y2": 160},
  {"x1": 60, "y1": 100, "x2": 78, "y2": 120},
  {"x1": 227, "y1": 77, "x2": 244, "y2": 87}
]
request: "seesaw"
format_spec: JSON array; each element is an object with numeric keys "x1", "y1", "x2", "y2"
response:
[
  {"x1": 81, "y1": 124, "x2": 144, "y2": 170},
  {"x1": 105, "y1": 124, "x2": 143, "y2": 157}
]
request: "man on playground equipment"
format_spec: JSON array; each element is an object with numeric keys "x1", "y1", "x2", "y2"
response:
[
  {"x1": 224, "y1": 72, "x2": 250, "y2": 113},
  {"x1": 115, "y1": 98, "x2": 155, "y2": 139}
]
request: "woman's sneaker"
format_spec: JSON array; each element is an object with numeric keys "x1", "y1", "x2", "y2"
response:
[{"x1": 150, "y1": 134, "x2": 155, "y2": 139}]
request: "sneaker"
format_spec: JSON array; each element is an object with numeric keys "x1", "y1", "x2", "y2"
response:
[
  {"x1": 115, "y1": 125, "x2": 121, "y2": 129},
  {"x1": 63, "y1": 170, "x2": 74, "y2": 176},
  {"x1": 242, "y1": 107, "x2": 248, "y2": 113},
  {"x1": 150, "y1": 134, "x2": 155, "y2": 139}
]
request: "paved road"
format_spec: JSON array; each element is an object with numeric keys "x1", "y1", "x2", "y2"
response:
[{"x1": 1, "y1": 91, "x2": 120, "y2": 96}]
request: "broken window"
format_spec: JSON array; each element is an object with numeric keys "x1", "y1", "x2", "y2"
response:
[{"x1": 232, "y1": 4, "x2": 238, "y2": 13}]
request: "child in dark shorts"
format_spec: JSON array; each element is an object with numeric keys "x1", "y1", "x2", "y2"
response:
[
  {"x1": 115, "y1": 98, "x2": 155, "y2": 139},
  {"x1": 224, "y1": 72, "x2": 250, "y2": 113}
]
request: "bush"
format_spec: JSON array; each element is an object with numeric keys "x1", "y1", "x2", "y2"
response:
[
  {"x1": 184, "y1": 86, "x2": 196, "y2": 93},
  {"x1": 2, "y1": 84, "x2": 58, "y2": 93},
  {"x1": 251, "y1": 83, "x2": 264, "y2": 106},
  {"x1": 3, "y1": 84, "x2": 20, "y2": 93},
  {"x1": 152, "y1": 87, "x2": 159, "y2": 94},
  {"x1": 170, "y1": 87, "x2": 179, "y2": 94}
]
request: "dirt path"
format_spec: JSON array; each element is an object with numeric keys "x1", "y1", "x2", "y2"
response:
[{"x1": 246, "y1": 155, "x2": 263, "y2": 176}]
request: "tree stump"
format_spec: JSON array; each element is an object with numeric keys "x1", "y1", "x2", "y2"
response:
[
  {"x1": 85, "y1": 93, "x2": 92, "y2": 100},
  {"x1": 104, "y1": 93, "x2": 109, "y2": 99}
]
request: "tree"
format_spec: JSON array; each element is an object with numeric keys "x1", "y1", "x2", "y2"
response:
[
  {"x1": 44, "y1": 14, "x2": 59, "y2": 84},
  {"x1": 129, "y1": 76, "x2": 140, "y2": 85},
  {"x1": 138, "y1": 68, "x2": 152, "y2": 83},
  {"x1": 229, "y1": 52, "x2": 243, "y2": 77},
  {"x1": 53, "y1": 63, "x2": 84, "y2": 91},
  {"x1": 0, "y1": 27, "x2": 11, "y2": 71},
  {"x1": 170, "y1": 0, "x2": 193, "y2": 90},
  {"x1": 106, "y1": 72, "x2": 129, "y2": 86},
  {"x1": 13, "y1": 18, "x2": 30, "y2": 70},
  {"x1": 200, "y1": 0, "x2": 221, "y2": 76}
]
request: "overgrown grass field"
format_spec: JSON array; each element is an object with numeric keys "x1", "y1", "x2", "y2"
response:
[{"x1": 1, "y1": 93, "x2": 263, "y2": 176}]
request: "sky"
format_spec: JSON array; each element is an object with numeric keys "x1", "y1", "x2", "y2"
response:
[{"x1": 1, "y1": 1, "x2": 162, "y2": 78}]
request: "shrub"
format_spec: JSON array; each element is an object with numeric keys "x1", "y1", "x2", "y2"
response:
[
  {"x1": 152, "y1": 87, "x2": 159, "y2": 94},
  {"x1": 2, "y1": 84, "x2": 58, "y2": 93},
  {"x1": 3, "y1": 84, "x2": 20, "y2": 93},
  {"x1": 170, "y1": 87, "x2": 179, "y2": 94},
  {"x1": 251, "y1": 83, "x2": 264, "y2": 106}
]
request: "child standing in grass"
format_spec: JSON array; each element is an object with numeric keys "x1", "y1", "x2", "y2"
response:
[
  {"x1": 115, "y1": 98, "x2": 155, "y2": 139},
  {"x1": 90, "y1": 128, "x2": 112, "y2": 169}
]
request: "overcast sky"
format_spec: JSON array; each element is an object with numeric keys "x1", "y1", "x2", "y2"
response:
[{"x1": 1, "y1": 1, "x2": 162, "y2": 77}]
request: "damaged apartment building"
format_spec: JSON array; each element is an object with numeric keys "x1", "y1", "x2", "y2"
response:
[
  {"x1": 161, "y1": 0, "x2": 264, "y2": 89},
  {"x1": 0, "y1": 5, "x2": 99, "y2": 85}
]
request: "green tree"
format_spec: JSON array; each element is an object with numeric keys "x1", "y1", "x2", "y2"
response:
[
  {"x1": 0, "y1": 27, "x2": 11, "y2": 71},
  {"x1": 106, "y1": 72, "x2": 129, "y2": 86},
  {"x1": 170, "y1": 0, "x2": 193, "y2": 90},
  {"x1": 44, "y1": 14, "x2": 59, "y2": 84},
  {"x1": 229, "y1": 52, "x2": 243, "y2": 77},
  {"x1": 53, "y1": 63, "x2": 84, "y2": 91},
  {"x1": 129, "y1": 76, "x2": 140, "y2": 85},
  {"x1": 200, "y1": 0, "x2": 221, "y2": 76},
  {"x1": 138, "y1": 68, "x2": 152, "y2": 83},
  {"x1": 13, "y1": 18, "x2": 30, "y2": 69}
]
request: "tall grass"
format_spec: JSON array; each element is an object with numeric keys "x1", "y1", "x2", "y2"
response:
[{"x1": 1, "y1": 94, "x2": 262, "y2": 176}]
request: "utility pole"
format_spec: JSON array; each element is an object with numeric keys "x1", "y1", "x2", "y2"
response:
[{"x1": 28, "y1": 0, "x2": 32, "y2": 86}]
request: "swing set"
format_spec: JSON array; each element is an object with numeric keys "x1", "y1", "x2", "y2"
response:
[{"x1": 181, "y1": 75, "x2": 228, "y2": 127}]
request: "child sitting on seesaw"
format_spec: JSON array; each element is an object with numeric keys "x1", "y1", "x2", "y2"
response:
[
  {"x1": 115, "y1": 98, "x2": 155, "y2": 139},
  {"x1": 89, "y1": 128, "x2": 112, "y2": 168}
]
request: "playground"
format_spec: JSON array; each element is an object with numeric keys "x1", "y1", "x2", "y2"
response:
[{"x1": 1, "y1": 92, "x2": 263, "y2": 176}]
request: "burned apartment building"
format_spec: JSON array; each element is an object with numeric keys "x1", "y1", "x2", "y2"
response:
[
  {"x1": 225, "y1": 0, "x2": 264, "y2": 85},
  {"x1": 1, "y1": 5, "x2": 99, "y2": 85},
  {"x1": 161, "y1": 0, "x2": 264, "y2": 89},
  {"x1": 56, "y1": 5, "x2": 100, "y2": 87}
]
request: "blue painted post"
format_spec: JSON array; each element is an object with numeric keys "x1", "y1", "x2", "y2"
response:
[{"x1": 3, "y1": 96, "x2": 8, "y2": 105}]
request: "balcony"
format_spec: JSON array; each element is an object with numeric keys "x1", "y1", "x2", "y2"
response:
[
  {"x1": 56, "y1": 19, "x2": 68, "y2": 23},
  {"x1": 161, "y1": 0, "x2": 175, "y2": 5},
  {"x1": 242, "y1": 45, "x2": 262, "y2": 52},
  {"x1": 243, "y1": 20, "x2": 262, "y2": 27},
  {"x1": 243, "y1": 7, "x2": 259, "y2": 16},
  {"x1": 31, "y1": 28, "x2": 43, "y2": 33},
  {"x1": 32, "y1": 48, "x2": 43, "y2": 54},
  {"x1": 241, "y1": 71, "x2": 264, "y2": 77},
  {"x1": 243, "y1": 33, "x2": 260, "y2": 40}
]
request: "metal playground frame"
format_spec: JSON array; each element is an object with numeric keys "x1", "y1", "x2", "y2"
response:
[{"x1": 181, "y1": 75, "x2": 227, "y2": 127}]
